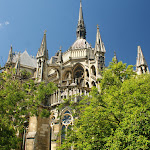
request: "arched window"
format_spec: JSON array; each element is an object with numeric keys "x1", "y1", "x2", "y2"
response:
[
  {"x1": 61, "y1": 110, "x2": 73, "y2": 144},
  {"x1": 39, "y1": 59, "x2": 41, "y2": 67},
  {"x1": 86, "y1": 69, "x2": 89, "y2": 77},
  {"x1": 86, "y1": 82, "x2": 89, "y2": 88},
  {"x1": 73, "y1": 64, "x2": 84, "y2": 86},
  {"x1": 61, "y1": 125, "x2": 66, "y2": 144},
  {"x1": 92, "y1": 81, "x2": 96, "y2": 87},
  {"x1": 91, "y1": 65, "x2": 96, "y2": 76},
  {"x1": 74, "y1": 67, "x2": 84, "y2": 79},
  {"x1": 141, "y1": 66, "x2": 143, "y2": 73}
]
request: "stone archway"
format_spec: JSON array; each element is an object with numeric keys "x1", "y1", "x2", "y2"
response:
[{"x1": 73, "y1": 63, "x2": 85, "y2": 86}]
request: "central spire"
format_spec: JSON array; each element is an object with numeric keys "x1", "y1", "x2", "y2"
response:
[
  {"x1": 79, "y1": 0, "x2": 83, "y2": 21},
  {"x1": 76, "y1": 0, "x2": 86, "y2": 39}
]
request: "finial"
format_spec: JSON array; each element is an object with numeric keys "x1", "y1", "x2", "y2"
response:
[
  {"x1": 97, "y1": 24, "x2": 100, "y2": 29},
  {"x1": 10, "y1": 45, "x2": 13, "y2": 52},
  {"x1": 44, "y1": 30, "x2": 47, "y2": 34},
  {"x1": 114, "y1": 50, "x2": 116, "y2": 56},
  {"x1": 114, "y1": 50, "x2": 118, "y2": 63},
  {"x1": 60, "y1": 46, "x2": 62, "y2": 51},
  {"x1": 18, "y1": 51, "x2": 21, "y2": 59},
  {"x1": 80, "y1": 0, "x2": 82, "y2": 8}
]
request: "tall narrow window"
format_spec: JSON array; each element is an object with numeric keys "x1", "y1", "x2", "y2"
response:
[{"x1": 61, "y1": 110, "x2": 73, "y2": 144}]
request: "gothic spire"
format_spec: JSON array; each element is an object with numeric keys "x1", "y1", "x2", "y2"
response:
[
  {"x1": 36, "y1": 30, "x2": 48, "y2": 59},
  {"x1": 7, "y1": 45, "x2": 13, "y2": 63},
  {"x1": 136, "y1": 46, "x2": 149, "y2": 74},
  {"x1": 76, "y1": 0, "x2": 86, "y2": 39},
  {"x1": 15, "y1": 52, "x2": 20, "y2": 75},
  {"x1": 95, "y1": 25, "x2": 106, "y2": 53},
  {"x1": 114, "y1": 51, "x2": 118, "y2": 63},
  {"x1": 79, "y1": 0, "x2": 83, "y2": 22},
  {"x1": 136, "y1": 46, "x2": 147, "y2": 66}
]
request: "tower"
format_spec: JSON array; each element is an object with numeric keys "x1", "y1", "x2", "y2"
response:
[
  {"x1": 76, "y1": 0, "x2": 86, "y2": 40},
  {"x1": 36, "y1": 31, "x2": 48, "y2": 81},
  {"x1": 94, "y1": 25, "x2": 106, "y2": 78},
  {"x1": 136, "y1": 46, "x2": 149, "y2": 75}
]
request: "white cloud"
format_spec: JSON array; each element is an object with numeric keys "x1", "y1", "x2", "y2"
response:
[
  {"x1": 5, "y1": 21, "x2": 10, "y2": 25},
  {"x1": 0, "y1": 21, "x2": 10, "y2": 28}
]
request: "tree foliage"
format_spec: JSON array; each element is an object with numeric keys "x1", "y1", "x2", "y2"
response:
[
  {"x1": 57, "y1": 60, "x2": 150, "y2": 150},
  {"x1": 0, "y1": 69, "x2": 57, "y2": 150}
]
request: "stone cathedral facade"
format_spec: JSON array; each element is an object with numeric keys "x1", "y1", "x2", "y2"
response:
[{"x1": 5, "y1": 1, "x2": 149, "y2": 150}]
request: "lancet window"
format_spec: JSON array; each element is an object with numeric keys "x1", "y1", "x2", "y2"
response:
[
  {"x1": 91, "y1": 65, "x2": 96, "y2": 76},
  {"x1": 61, "y1": 110, "x2": 73, "y2": 144}
]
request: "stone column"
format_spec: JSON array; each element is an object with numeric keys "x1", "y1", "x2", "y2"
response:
[
  {"x1": 53, "y1": 93, "x2": 55, "y2": 104},
  {"x1": 84, "y1": 90, "x2": 86, "y2": 96},
  {"x1": 50, "y1": 95, "x2": 52, "y2": 105},
  {"x1": 36, "y1": 117, "x2": 50, "y2": 150},
  {"x1": 74, "y1": 88, "x2": 77, "y2": 103},
  {"x1": 58, "y1": 89, "x2": 61, "y2": 103},
  {"x1": 56, "y1": 91, "x2": 58, "y2": 103},
  {"x1": 40, "y1": 59, "x2": 44, "y2": 81},
  {"x1": 61, "y1": 89, "x2": 64, "y2": 102},
  {"x1": 66, "y1": 88, "x2": 69, "y2": 98},
  {"x1": 80, "y1": 89, "x2": 82, "y2": 96},
  {"x1": 25, "y1": 116, "x2": 37, "y2": 150},
  {"x1": 71, "y1": 89, "x2": 73, "y2": 100},
  {"x1": 36, "y1": 60, "x2": 39, "y2": 80}
]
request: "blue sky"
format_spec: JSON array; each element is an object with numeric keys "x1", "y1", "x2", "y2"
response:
[{"x1": 0, "y1": 0, "x2": 150, "y2": 68}]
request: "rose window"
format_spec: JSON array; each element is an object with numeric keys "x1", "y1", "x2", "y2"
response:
[{"x1": 62, "y1": 114, "x2": 72, "y2": 126}]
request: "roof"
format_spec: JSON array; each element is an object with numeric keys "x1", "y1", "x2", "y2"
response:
[
  {"x1": 12, "y1": 50, "x2": 37, "y2": 68},
  {"x1": 72, "y1": 39, "x2": 90, "y2": 49}
]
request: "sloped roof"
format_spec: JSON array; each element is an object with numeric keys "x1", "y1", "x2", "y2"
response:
[{"x1": 12, "y1": 50, "x2": 36, "y2": 68}]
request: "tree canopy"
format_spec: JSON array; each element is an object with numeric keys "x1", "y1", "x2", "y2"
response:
[
  {"x1": 0, "y1": 69, "x2": 57, "y2": 150},
  {"x1": 58, "y1": 60, "x2": 150, "y2": 150}
]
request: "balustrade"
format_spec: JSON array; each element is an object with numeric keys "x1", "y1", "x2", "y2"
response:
[{"x1": 49, "y1": 87, "x2": 89, "y2": 106}]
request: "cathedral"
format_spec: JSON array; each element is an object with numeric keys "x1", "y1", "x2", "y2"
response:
[{"x1": 5, "y1": 1, "x2": 149, "y2": 150}]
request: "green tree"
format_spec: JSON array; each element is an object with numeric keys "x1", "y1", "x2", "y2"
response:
[
  {"x1": 106, "y1": 74, "x2": 150, "y2": 149},
  {"x1": 0, "y1": 70, "x2": 57, "y2": 150},
  {"x1": 57, "y1": 60, "x2": 150, "y2": 150}
]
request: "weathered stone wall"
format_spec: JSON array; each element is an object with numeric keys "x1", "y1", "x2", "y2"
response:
[
  {"x1": 35, "y1": 117, "x2": 50, "y2": 150},
  {"x1": 25, "y1": 116, "x2": 37, "y2": 150}
]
